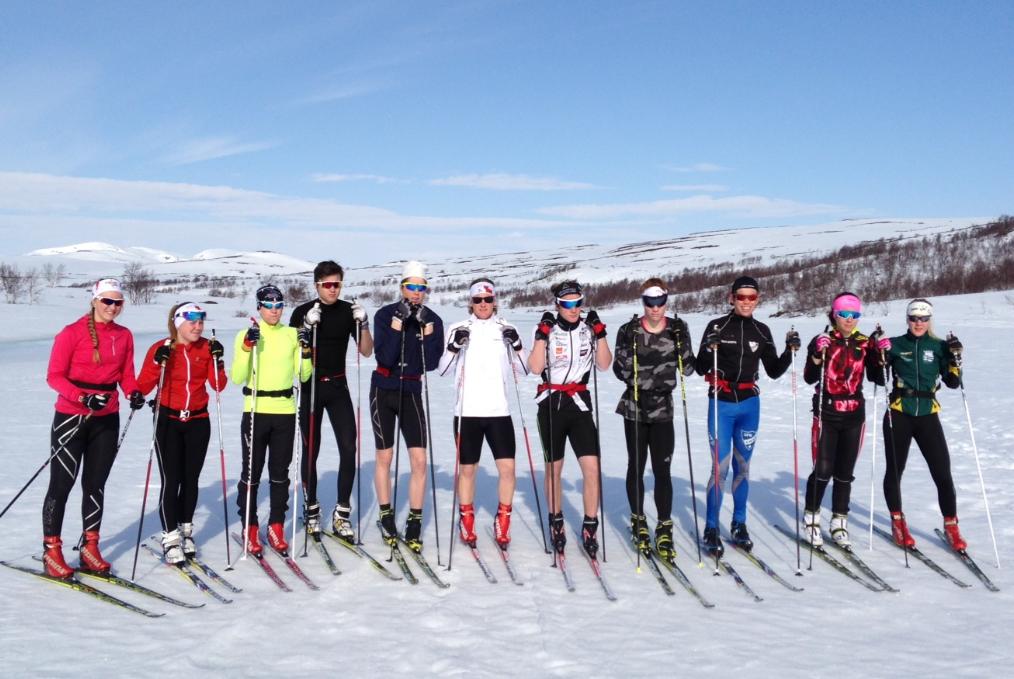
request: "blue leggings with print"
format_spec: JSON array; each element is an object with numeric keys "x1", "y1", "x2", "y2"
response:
[{"x1": 705, "y1": 397, "x2": 760, "y2": 528}]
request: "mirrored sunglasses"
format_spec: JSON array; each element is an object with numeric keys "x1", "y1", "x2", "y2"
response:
[
  {"x1": 402, "y1": 283, "x2": 429, "y2": 293},
  {"x1": 907, "y1": 315, "x2": 931, "y2": 323},
  {"x1": 317, "y1": 281, "x2": 342, "y2": 290},
  {"x1": 471, "y1": 296, "x2": 495, "y2": 304},
  {"x1": 176, "y1": 310, "x2": 207, "y2": 322},
  {"x1": 98, "y1": 297, "x2": 125, "y2": 307},
  {"x1": 642, "y1": 294, "x2": 668, "y2": 308},
  {"x1": 734, "y1": 293, "x2": 759, "y2": 302},
  {"x1": 557, "y1": 297, "x2": 584, "y2": 309},
  {"x1": 259, "y1": 301, "x2": 284, "y2": 310},
  {"x1": 835, "y1": 310, "x2": 861, "y2": 320}
]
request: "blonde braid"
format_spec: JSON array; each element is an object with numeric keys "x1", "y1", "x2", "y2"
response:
[{"x1": 88, "y1": 306, "x2": 100, "y2": 363}]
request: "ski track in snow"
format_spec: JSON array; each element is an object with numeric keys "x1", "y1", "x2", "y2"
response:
[{"x1": 1, "y1": 291, "x2": 1013, "y2": 677}]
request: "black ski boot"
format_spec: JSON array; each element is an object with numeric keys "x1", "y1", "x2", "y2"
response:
[
  {"x1": 549, "y1": 512, "x2": 566, "y2": 554},
  {"x1": 730, "y1": 520, "x2": 753, "y2": 552},
  {"x1": 630, "y1": 513, "x2": 650, "y2": 550},
  {"x1": 655, "y1": 519, "x2": 675, "y2": 561},
  {"x1": 378, "y1": 504, "x2": 397, "y2": 546},
  {"x1": 582, "y1": 516, "x2": 599, "y2": 560},
  {"x1": 404, "y1": 509, "x2": 423, "y2": 553},
  {"x1": 702, "y1": 526, "x2": 725, "y2": 557}
]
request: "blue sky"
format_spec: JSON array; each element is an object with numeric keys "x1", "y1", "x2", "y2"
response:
[{"x1": 0, "y1": 1, "x2": 1010, "y2": 265}]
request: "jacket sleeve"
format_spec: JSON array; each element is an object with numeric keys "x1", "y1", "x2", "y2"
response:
[
  {"x1": 373, "y1": 306, "x2": 401, "y2": 367},
  {"x1": 46, "y1": 326, "x2": 83, "y2": 403},
  {"x1": 117, "y1": 331, "x2": 140, "y2": 396},
  {"x1": 288, "y1": 304, "x2": 305, "y2": 329},
  {"x1": 672, "y1": 317, "x2": 695, "y2": 376},
  {"x1": 231, "y1": 329, "x2": 251, "y2": 386},
  {"x1": 864, "y1": 341, "x2": 886, "y2": 386},
  {"x1": 695, "y1": 323, "x2": 715, "y2": 377},
  {"x1": 423, "y1": 311, "x2": 444, "y2": 373},
  {"x1": 939, "y1": 343, "x2": 962, "y2": 389},
  {"x1": 137, "y1": 341, "x2": 162, "y2": 395},
  {"x1": 437, "y1": 320, "x2": 461, "y2": 375},
  {"x1": 759, "y1": 326, "x2": 791, "y2": 380},
  {"x1": 803, "y1": 336, "x2": 821, "y2": 385},
  {"x1": 612, "y1": 323, "x2": 633, "y2": 384}
]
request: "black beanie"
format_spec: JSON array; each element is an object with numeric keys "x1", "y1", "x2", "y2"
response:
[{"x1": 731, "y1": 276, "x2": 759, "y2": 293}]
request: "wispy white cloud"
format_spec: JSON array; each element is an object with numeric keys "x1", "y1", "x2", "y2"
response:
[
  {"x1": 162, "y1": 137, "x2": 278, "y2": 166},
  {"x1": 311, "y1": 173, "x2": 404, "y2": 185},
  {"x1": 297, "y1": 80, "x2": 389, "y2": 105},
  {"x1": 429, "y1": 173, "x2": 600, "y2": 191},
  {"x1": 537, "y1": 194, "x2": 844, "y2": 220},
  {"x1": 661, "y1": 184, "x2": 729, "y2": 192},
  {"x1": 662, "y1": 162, "x2": 730, "y2": 173}
]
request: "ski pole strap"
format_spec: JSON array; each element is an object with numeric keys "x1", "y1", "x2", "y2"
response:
[
  {"x1": 241, "y1": 387, "x2": 294, "y2": 398},
  {"x1": 704, "y1": 374, "x2": 756, "y2": 393},
  {"x1": 374, "y1": 365, "x2": 421, "y2": 381},
  {"x1": 69, "y1": 379, "x2": 117, "y2": 392},
  {"x1": 159, "y1": 406, "x2": 209, "y2": 421}
]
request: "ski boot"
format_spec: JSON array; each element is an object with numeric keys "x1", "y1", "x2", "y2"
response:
[
  {"x1": 267, "y1": 522, "x2": 288, "y2": 554},
  {"x1": 42, "y1": 536, "x2": 74, "y2": 580},
  {"x1": 404, "y1": 509, "x2": 423, "y2": 553},
  {"x1": 630, "y1": 513, "x2": 650, "y2": 550},
  {"x1": 243, "y1": 524, "x2": 263, "y2": 557},
  {"x1": 582, "y1": 516, "x2": 599, "y2": 560},
  {"x1": 332, "y1": 504, "x2": 355, "y2": 542},
  {"x1": 943, "y1": 516, "x2": 967, "y2": 551},
  {"x1": 549, "y1": 512, "x2": 566, "y2": 554},
  {"x1": 804, "y1": 510, "x2": 823, "y2": 547},
  {"x1": 702, "y1": 526, "x2": 724, "y2": 557},
  {"x1": 890, "y1": 511, "x2": 915, "y2": 548},
  {"x1": 655, "y1": 519, "x2": 676, "y2": 561},
  {"x1": 830, "y1": 513, "x2": 851, "y2": 548},
  {"x1": 79, "y1": 531, "x2": 111, "y2": 573},
  {"x1": 730, "y1": 520, "x2": 754, "y2": 551},
  {"x1": 303, "y1": 502, "x2": 322, "y2": 537},
  {"x1": 494, "y1": 502, "x2": 512, "y2": 548},
  {"x1": 378, "y1": 505, "x2": 397, "y2": 546},
  {"x1": 458, "y1": 503, "x2": 477, "y2": 545},
  {"x1": 180, "y1": 522, "x2": 196, "y2": 558},
  {"x1": 161, "y1": 528, "x2": 186, "y2": 566}
]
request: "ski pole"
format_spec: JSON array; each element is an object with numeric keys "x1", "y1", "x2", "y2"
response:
[
  {"x1": 234, "y1": 320, "x2": 260, "y2": 565},
  {"x1": 867, "y1": 382, "x2": 879, "y2": 552},
  {"x1": 808, "y1": 331, "x2": 828, "y2": 571},
  {"x1": 879, "y1": 333, "x2": 909, "y2": 568},
  {"x1": 355, "y1": 318, "x2": 362, "y2": 545},
  {"x1": 290, "y1": 352, "x2": 304, "y2": 551},
  {"x1": 211, "y1": 330, "x2": 232, "y2": 566},
  {"x1": 130, "y1": 339, "x2": 171, "y2": 581},
  {"x1": 419, "y1": 326, "x2": 442, "y2": 565},
  {"x1": 301, "y1": 322, "x2": 318, "y2": 558},
  {"x1": 632, "y1": 318, "x2": 642, "y2": 572},
  {"x1": 543, "y1": 318, "x2": 558, "y2": 567},
  {"x1": 391, "y1": 324, "x2": 407, "y2": 519},
  {"x1": 674, "y1": 323, "x2": 702, "y2": 565},
  {"x1": 505, "y1": 328, "x2": 549, "y2": 554},
  {"x1": 951, "y1": 339, "x2": 1000, "y2": 568},
  {"x1": 710, "y1": 324, "x2": 721, "y2": 574},
  {"x1": 591, "y1": 325, "x2": 606, "y2": 563},
  {"x1": 0, "y1": 413, "x2": 92, "y2": 520},
  {"x1": 789, "y1": 331, "x2": 802, "y2": 574},
  {"x1": 446, "y1": 344, "x2": 467, "y2": 570}
]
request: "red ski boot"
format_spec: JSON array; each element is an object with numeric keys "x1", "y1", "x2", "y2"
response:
[
  {"x1": 458, "y1": 503, "x2": 477, "y2": 545},
  {"x1": 244, "y1": 524, "x2": 263, "y2": 556},
  {"x1": 42, "y1": 536, "x2": 75, "y2": 579},
  {"x1": 943, "y1": 516, "x2": 967, "y2": 551},
  {"x1": 494, "y1": 503, "x2": 512, "y2": 548},
  {"x1": 79, "y1": 531, "x2": 110, "y2": 573},
  {"x1": 890, "y1": 512, "x2": 915, "y2": 548},
  {"x1": 267, "y1": 522, "x2": 288, "y2": 554}
]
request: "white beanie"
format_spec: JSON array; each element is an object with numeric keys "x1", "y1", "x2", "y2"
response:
[
  {"x1": 92, "y1": 278, "x2": 123, "y2": 299},
  {"x1": 401, "y1": 260, "x2": 427, "y2": 282},
  {"x1": 906, "y1": 298, "x2": 933, "y2": 317}
]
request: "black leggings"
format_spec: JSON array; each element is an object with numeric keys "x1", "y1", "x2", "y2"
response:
[
  {"x1": 237, "y1": 412, "x2": 296, "y2": 526},
  {"x1": 155, "y1": 414, "x2": 211, "y2": 531},
  {"x1": 623, "y1": 418, "x2": 675, "y2": 519},
  {"x1": 300, "y1": 378, "x2": 357, "y2": 507},
  {"x1": 42, "y1": 412, "x2": 120, "y2": 536},
  {"x1": 883, "y1": 411, "x2": 957, "y2": 517},
  {"x1": 536, "y1": 405, "x2": 598, "y2": 462},
  {"x1": 805, "y1": 416, "x2": 864, "y2": 514}
]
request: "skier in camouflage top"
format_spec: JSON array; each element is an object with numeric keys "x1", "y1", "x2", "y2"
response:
[{"x1": 613, "y1": 278, "x2": 695, "y2": 558}]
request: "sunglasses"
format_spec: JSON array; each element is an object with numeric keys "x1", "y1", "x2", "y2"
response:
[
  {"x1": 402, "y1": 283, "x2": 429, "y2": 293},
  {"x1": 557, "y1": 297, "x2": 584, "y2": 310},
  {"x1": 907, "y1": 315, "x2": 931, "y2": 323},
  {"x1": 835, "y1": 310, "x2": 861, "y2": 320},
  {"x1": 642, "y1": 294, "x2": 668, "y2": 308},
  {"x1": 734, "y1": 293, "x2": 759, "y2": 302},
  {"x1": 471, "y1": 296, "x2": 495, "y2": 305},
  {"x1": 259, "y1": 301, "x2": 284, "y2": 310},
  {"x1": 97, "y1": 298, "x2": 125, "y2": 307},
  {"x1": 317, "y1": 281, "x2": 342, "y2": 290},
  {"x1": 177, "y1": 311, "x2": 207, "y2": 322}
]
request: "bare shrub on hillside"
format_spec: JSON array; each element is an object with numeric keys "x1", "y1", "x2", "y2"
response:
[
  {"x1": 41, "y1": 262, "x2": 66, "y2": 287},
  {"x1": 122, "y1": 261, "x2": 157, "y2": 304},
  {"x1": 0, "y1": 263, "x2": 25, "y2": 303}
]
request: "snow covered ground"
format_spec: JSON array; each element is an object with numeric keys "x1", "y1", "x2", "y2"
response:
[{"x1": 0, "y1": 288, "x2": 1011, "y2": 678}]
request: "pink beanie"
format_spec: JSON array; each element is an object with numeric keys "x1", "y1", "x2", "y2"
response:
[{"x1": 832, "y1": 293, "x2": 862, "y2": 314}]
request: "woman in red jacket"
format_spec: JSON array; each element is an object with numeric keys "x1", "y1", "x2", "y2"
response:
[
  {"x1": 43, "y1": 278, "x2": 145, "y2": 578},
  {"x1": 138, "y1": 302, "x2": 227, "y2": 564}
]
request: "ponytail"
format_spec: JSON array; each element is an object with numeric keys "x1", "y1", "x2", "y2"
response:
[{"x1": 87, "y1": 307, "x2": 100, "y2": 363}]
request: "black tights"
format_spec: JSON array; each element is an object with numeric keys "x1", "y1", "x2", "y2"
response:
[{"x1": 623, "y1": 419, "x2": 675, "y2": 519}]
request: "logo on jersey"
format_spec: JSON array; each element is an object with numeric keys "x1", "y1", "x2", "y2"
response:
[
  {"x1": 748, "y1": 341, "x2": 759, "y2": 353},
  {"x1": 923, "y1": 350, "x2": 935, "y2": 363},
  {"x1": 741, "y1": 430, "x2": 757, "y2": 451},
  {"x1": 898, "y1": 351, "x2": 913, "y2": 362}
]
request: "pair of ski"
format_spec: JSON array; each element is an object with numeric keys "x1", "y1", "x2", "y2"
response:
[
  {"x1": 229, "y1": 532, "x2": 318, "y2": 591},
  {"x1": 375, "y1": 520, "x2": 450, "y2": 589},
  {"x1": 141, "y1": 541, "x2": 239, "y2": 604},
  {"x1": 460, "y1": 527, "x2": 523, "y2": 586},
  {"x1": 871, "y1": 525, "x2": 995, "y2": 591},
  {"x1": 774, "y1": 524, "x2": 897, "y2": 592},
  {"x1": 551, "y1": 538, "x2": 617, "y2": 601}
]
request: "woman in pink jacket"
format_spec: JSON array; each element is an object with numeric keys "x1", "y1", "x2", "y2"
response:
[{"x1": 42, "y1": 279, "x2": 145, "y2": 578}]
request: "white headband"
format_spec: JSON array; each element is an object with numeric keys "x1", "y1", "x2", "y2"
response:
[
  {"x1": 92, "y1": 278, "x2": 122, "y2": 299},
  {"x1": 469, "y1": 281, "x2": 495, "y2": 298},
  {"x1": 173, "y1": 302, "x2": 204, "y2": 328},
  {"x1": 642, "y1": 286, "x2": 667, "y2": 298}
]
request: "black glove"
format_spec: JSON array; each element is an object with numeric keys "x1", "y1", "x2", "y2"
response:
[
  {"x1": 297, "y1": 327, "x2": 312, "y2": 348},
  {"x1": 448, "y1": 326, "x2": 470, "y2": 353},
  {"x1": 869, "y1": 327, "x2": 884, "y2": 343},
  {"x1": 585, "y1": 310, "x2": 607, "y2": 339},
  {"x1": 412, "y1": 303, "x2": 427, "y2": 325},
  {"x1": 502, "y1": 326, "x2": 522, "y2": 351},
  {"x1": 946, "y1": 334, "x2": 963, "y2": 356},
  {"x1": 535, "y1": 312, "x2": 555, "y2": 341},
  {"x1": 81, "y1": 393, "x2": 110, "y2": 411},
  {"x1": 128, "y1": 390, "x2": 146, "y2": 411},
  {"x1": 244, "y1": 324, "x2": 260, "y2": 347},
  {"x1": 153, "y1": 344, "x2": 171, "y2": 365},
  {"x1": 704, "y1": 327, "x2": 721, "y2": 348},
  {"x1": 208, "y1": 338, "x2": 224, "y2": 359},
  {"x1": 785, "y1": 329, "x2": 801, "y2": 352}
]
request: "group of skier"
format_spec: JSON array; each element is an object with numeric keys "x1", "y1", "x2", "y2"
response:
[{"x1": 36, "y1": 265, "x2": 972, "y2": 581}]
